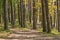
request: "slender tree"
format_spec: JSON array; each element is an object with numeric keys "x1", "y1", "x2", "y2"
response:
[
  {"x1": 28, "y1": 0, "x2": 32, "y2": 23},
  {"x1": 18, "y1": 0, "x2": 21, "y2": 25},
  {"x1": 20, "y1": 0, "x2": 25, "y2": 27},
  {"x1": 10, "y1": 0, "x2": 15, "y2": 27},
  {"x1": 8, "y1": 5, "x2": 11, "y2": 22},
  {"x1": 33, "y1": 0, "x2": 37, "y2": 29},
  {"x1": 57, "y1": 0, "x2": 60, "y2": 32}
]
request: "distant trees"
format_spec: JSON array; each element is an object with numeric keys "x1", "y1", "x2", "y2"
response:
[{"x1": 0, "y1": 0, "x2": 59, "y2": 33}]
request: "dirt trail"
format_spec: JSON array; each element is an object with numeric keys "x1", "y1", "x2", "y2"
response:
[{"x1": 0, "y1": 29, "x2": 60, "y2": 40}]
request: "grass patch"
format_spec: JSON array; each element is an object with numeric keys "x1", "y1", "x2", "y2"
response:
[
  {"x1": 0, "y1": 28, "x2": 12, "y2": 38},
  {"x1": 15, "y1": 27, "x2": 29, "y2": 31},
  {"x1": 0, "y1": 30, "x2": 12, "y2": 38},
  {"x1": 51, "y1": 28, "x2": 60, "y2": 35},
  {"x1": 36, "y1": 28, "x2": 60, "y2": 37},
  {"x1": 36, "y1": 28, "x2": 43, "y2": 32},
  {"x1": 0, "y1": 31, "x2": 11, "y2": 38},
  {"x1": 18, "y1": 28, "x2": 29, "y2": 31}
]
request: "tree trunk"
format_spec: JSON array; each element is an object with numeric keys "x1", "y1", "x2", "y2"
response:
[
  {"x1": 10, "y1": 0, "x2": 15, "y2": 28},
  {"x1": 8, "y1": 6, "x2": 11, "y2": 22},
  {"x1": 20, "y1": 0, "x2": 25, "y2": 28},
  {"x1": 57, "y1": 0, "x2": 60, "y2": 32},
  {"x1": 41, "y1": 0, "x2": 47, "y2": 32},
  {"x1": 28, "y1": 0, "x2": 32, "y2": 23},
  {"x1": 3, "y1": 0, "x2": 8, "y2": 30},
  {"x1": 18, "y1": 0, "x2": 21, "y2": 25},
  {"x1": 45, "y1": 0, "x2": 51, "y2": 33},
  {"x1": 33, "y1": 0, "x2": 37, "y2": 29}
]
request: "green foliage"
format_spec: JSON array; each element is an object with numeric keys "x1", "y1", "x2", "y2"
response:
[{"x1": 51, "y1": 28, "x2": 60, "y2": 35}]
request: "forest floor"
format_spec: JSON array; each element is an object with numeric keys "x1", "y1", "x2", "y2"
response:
[{"x1": 0, "y1": 28, "x2": 60, "y2": 40}]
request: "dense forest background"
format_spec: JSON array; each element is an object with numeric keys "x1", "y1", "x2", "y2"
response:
[
  {"x1": 0, "y1": 0, "x2": 58, "y2": 32},
  {"x1": 0, "y1": 0, "x2": 60, "y2": 39}
]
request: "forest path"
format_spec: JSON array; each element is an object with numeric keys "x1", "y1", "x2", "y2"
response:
[{"x1": 0, "y1": 28, "x2": 60, "y2": 40}]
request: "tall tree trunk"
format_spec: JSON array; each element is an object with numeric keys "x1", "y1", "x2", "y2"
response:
[
  {"x1": 10, "y1": 0, "x2": 15, "y2": 27},
  {"x1": 20, "y1": 0, "x2": 25, "y2": 28},
  {"x1": 57, "y1": 0, "x2": 60, "y2": 32},
  {"x1": 14, "y1": 5, "x2": 16, "y2": 24},
  {"x1": 37, "y1": 0, "x2": 40, "y2": 23},
  {"x1": 18, "y1": 0, "x2": 21, "y2": 25},
  {"x1": 33, "y1": 0, "x2": 37, "y2": 29},
  {"x1": 41, "y1": 0, "x2": 47, "y2": 32},
  {"x1": 3, "y1": 0, "x2": 8, "y2": 30},
  {"x1": 45, "y1": 0, "x2": 51, "y2": 33},
  {"x1": 28, "y1": 0, "x2": 32, "y2": 23}
]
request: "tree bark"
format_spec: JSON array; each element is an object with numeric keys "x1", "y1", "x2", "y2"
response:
[
  {"x1": 3, "y1": 0, "x2": 8, "y2": 30},
  {"x1": 20, "y1": 0, "x2": 25, "y2": 28},
  {"x1": 45, "y1": 0, "x2": 51, "y2": 33},
  {"x1": 10, "y1": 0, "x2": 15, "y2": 27},
  {"x1": 41, "y1": 0, "x2": 47, "y2": 32},
  {"x1": 33, "y1": 0, "x2": 37, "y2": 29}
]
